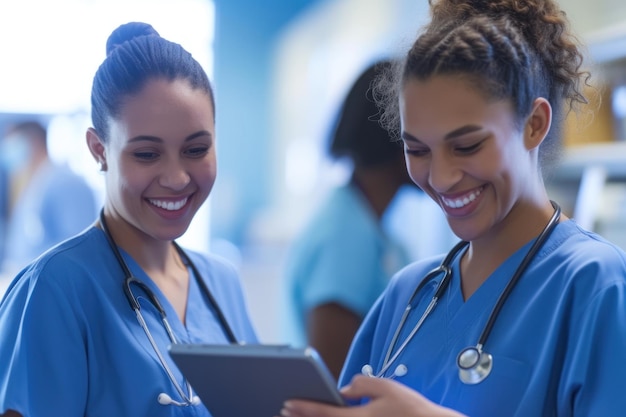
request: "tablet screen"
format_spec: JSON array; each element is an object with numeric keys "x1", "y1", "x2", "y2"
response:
[{"x1": 169, "y1": 343, "x2": 346, "y2": 417}]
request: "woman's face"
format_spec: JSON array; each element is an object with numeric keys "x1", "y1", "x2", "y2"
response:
[
  {"x1": 400, "y1": 75, "x2": 542, "y2": 242},
  {"x1": 93, "y1": 78, "x2": 216, "y2": 243}
]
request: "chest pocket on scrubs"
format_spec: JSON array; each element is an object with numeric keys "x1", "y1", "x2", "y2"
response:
[{"x1": 456, "y1": 354, "x2": 531, "y2": 417}]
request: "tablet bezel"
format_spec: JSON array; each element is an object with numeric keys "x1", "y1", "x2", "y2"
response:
[{"x1": 168, "y1": 343, "x2": 346, "y2": 417}]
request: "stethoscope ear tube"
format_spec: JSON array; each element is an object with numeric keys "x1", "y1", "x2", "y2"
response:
[
  {"x1": 100, "y1": 212, "x2": 159, "y2": 314},
  {"x1": 172, "y1": 242, "x2": 239, "y2": 344},
  {"x1": 98, "y1": 208, "x2": 239, "y2": 344},
  {"x1": 98, "y1": 208, "x2": 240, "y2": 407},
  {"x1": 365, "y1": 201, "x2": 562, "y2": 385},
  {"x1": 455, "y1": 201, "x2": 561, "y2": 385},
  {"x1": 126, "y1": 276, "x2": 168, "y2": 316}
]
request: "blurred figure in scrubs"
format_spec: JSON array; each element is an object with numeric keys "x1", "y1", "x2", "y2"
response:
[
  {"x1": 283, "y1": 60, "x2": 415, "y2": 379},
  {"x1": 0, "y1": 120, "x2": 97, "y2": 276}
]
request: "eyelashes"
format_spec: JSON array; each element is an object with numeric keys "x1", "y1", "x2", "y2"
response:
[{"x1": 404, "y1": 140, "x2": 484, "y2": 158}]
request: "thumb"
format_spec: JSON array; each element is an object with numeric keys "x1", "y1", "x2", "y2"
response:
[{"x1": 340, "y1": 375, "x2": 397, "y2": 400}]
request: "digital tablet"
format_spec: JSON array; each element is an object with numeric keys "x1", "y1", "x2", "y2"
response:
[{"x1": 168, "y1": 343, "x2": 346, "y2": 417}]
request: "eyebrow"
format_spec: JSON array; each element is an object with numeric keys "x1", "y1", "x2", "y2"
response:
[
  {"x1": 401, "y1": 125, "x2": 483, "y2": 143},
  {"x1": 128, "y1": 130, "x2": 213, "y2": 143}
]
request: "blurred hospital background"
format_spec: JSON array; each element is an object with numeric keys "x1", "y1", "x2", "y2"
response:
[{"x1": 1, "y1": 0, "x2": 626, "y2": 343}]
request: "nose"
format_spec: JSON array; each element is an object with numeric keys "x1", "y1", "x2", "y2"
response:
[
  {"x1": 159, "y1": 158, "x2": 191, "y2": 191},
  {"x1": 428, "y1": 151, "x2": 461, "y2": 193}
]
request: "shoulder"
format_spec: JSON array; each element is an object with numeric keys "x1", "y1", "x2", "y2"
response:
[
  {"x1": 307, "y1": 185, "x2": 376, "y2": 232},
  {"x1": 180, "y1": 248, "x2": 242, "y2": 286},
  {"x1": 546, "y1": 221, "x2": 626, "y2": 282},
  {"x1": 383, "y1": 253, "x2": 447, "y2": 299},
  {"x1": 183, "y1": 248, "x2": 237, "y2": 270},
  {"x1": 40, "y1": 163, "x2": 89, "y2": 187},
  {"x1": 5, "y1": 227, "x2": 108, "y2": 291},
  {"x1": 291, "y1": 187, "x2": 381, "y2": 258},
  {"x1": 0, "y1": 227, "x2": 110, "y2": 331},
  {"x1": 22, "y1": 227, "x2": 102, "y2": 268},
  {"x1": 527, "y1": 221, "x2": 626, "y2": 313},
  {"x1": 36, "y1": 164, "x2": 94, "y2": 204}
]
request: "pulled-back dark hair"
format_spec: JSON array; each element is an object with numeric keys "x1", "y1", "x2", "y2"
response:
[
  {"x1": 90, "y1": 22, "x2": 215, "y2": 142},
  {"x1": 374, "y1": 0, "x2": 591, "y2": 170},
  {"x1": 330, "y1": 60, "x2": 403, "y2": 168}
]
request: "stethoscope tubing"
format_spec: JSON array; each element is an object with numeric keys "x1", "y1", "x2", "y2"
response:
[
  {"x1": 379, "y1": 296, "x2": 438, "y2": 377},
  {"x1": 475, "y1": 201, "x2": 561, "y2": 347},
  {"x1": 382, "y1": 240, "x2": 467, "y2": 370},
  {"x1": 133, "y1": 306, "x2": 192, "y2": 402},
  {"x1": 377, "y1": 201, "x2": 561, "y2": 381},
  {"x1": 98, "y1": 209, "x2": 238, "y2": 344},
  {"x1": 172, "y1": 243, "x2": 238, "y2": 343},
  {"x1": 98, "y1": 209, "x2": 240, "y2": 405}
]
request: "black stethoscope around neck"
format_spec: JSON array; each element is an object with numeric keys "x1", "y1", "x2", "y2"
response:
[
  {"x1": 99, "y1": 209, "x2": 239, "y2": 407},
  {"x1": 362, "y1": 201, "x2": 562, "y2": 384}
]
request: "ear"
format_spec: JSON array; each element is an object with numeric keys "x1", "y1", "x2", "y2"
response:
[
  {"x1": 86, "y1": 127, "x2": 108, "y2": 171},
  {"x1": 524, "y1": 97, "x2": 552, "y2": 150}
]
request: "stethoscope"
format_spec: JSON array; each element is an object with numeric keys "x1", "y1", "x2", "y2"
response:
[
  {"x1": 99, "y1": 210, "x2": 239, "y2": 407},
  {"x1": 362, "y1": 201, "x2": 562, "y2": 384}
]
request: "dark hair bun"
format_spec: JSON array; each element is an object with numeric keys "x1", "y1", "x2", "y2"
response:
[{"x1": 105, "y1": 22, "x2": 160, "y2": 56}]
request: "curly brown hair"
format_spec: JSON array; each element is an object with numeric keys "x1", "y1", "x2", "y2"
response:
[{"x1": 374, "y1": 0, "x2": 591, "y2": 169}]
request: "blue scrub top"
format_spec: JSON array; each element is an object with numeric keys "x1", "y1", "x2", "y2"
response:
[
  {"x1": 282, "y1": 184, "x2": 411, "y2": 346},
  {"x1": 2, "y1": 161, "x2": 97, "y2": 275},
  {"x1": 340, "y1": 220, "x2": 626, "y2": 417},
  {"x1": 0, "y1": 227, "x2": 258, "y2": 416}
]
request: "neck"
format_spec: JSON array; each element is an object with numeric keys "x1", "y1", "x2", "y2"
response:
[
  {"x1": 460, "y1": 199, "x2": 563, "y2": 300},
  {"x1": 351, "y1": 168, "x2": 403, "y2": 219},
  {"x1": 99, "y1": 208, "x2": 183, "y2": 274}
]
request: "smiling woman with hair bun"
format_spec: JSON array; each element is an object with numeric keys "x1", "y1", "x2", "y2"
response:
[{"x1": 0, "y1": 21, "x2": 257, "y2": 417}]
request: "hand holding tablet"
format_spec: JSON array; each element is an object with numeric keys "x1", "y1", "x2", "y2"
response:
[{"x1": 169, "y1": 343, "x2": 346, "y2": 417}]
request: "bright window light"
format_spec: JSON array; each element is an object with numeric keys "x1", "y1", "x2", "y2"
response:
[
  {"x1": 0, "y1": 0, "x2": 214, "y2": 114},
  {"x1": 0, "y1": 0, "x2": 215, "y2": 253}
]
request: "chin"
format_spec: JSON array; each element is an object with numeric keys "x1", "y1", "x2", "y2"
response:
[{"x1": 447, "y1": 221, "x2": 482, "y2": 243}]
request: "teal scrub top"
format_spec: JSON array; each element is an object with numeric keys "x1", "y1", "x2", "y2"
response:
[{"x1": 283, "y1": 184, "x2": 411, "y2": 346}]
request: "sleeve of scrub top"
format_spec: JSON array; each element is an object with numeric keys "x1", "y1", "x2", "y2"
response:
[
  {"x1": 301, "y1": 229, "x2": 382, "y2": 318},
  {"x1": 0, "y1": 271, "x2": 88, "y2": 415},
  {"x1": 559, "y1": 279, "x2": 626, "y2": 416}
]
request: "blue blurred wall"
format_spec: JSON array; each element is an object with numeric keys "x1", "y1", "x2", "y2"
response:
[{"x1": 212, "y1": 1, "x2": 318, "y2": 245}]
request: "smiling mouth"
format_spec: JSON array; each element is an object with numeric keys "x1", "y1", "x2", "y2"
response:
[
  {"x1": 148, "y1": 197, "x2": 189, "y2": 211},
  {"x1": 441, "y1": 187, "x2": 483, "y2": 209}
]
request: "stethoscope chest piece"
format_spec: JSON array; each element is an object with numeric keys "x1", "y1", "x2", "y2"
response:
[
  {"x1": 457, "y1": 346, "x2": 493, "y2": 384},
  {"x1": 362, "y1": 202, "x2": 561, "y2": 384}
]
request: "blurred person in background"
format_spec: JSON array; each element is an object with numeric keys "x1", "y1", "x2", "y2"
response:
[
  {"x1": 283, "y1": 60, "x2": 416, "y2": 379},
  {"x1": 0, "y1": 120, "x2": 97, "y2": 276}
]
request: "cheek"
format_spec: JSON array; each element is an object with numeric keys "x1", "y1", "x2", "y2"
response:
[
  {"x1": 405, "y1": 156, "x2": 429, "y2": 187},
  {"x1": 202, "y1": 166, "x2": 217, "y2": 188},
  {"x1": 113, "y1": 161, "x2": 151, "y2": 194},
  {"x1": 478, "y1": 143, "x2": 518, "y2": 179},
  {"x1": 196, "y1": 157, "x2": 217, "y2": 189}
]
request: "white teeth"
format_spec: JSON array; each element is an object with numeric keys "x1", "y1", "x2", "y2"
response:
[
  {"x1": 149, "y1": 197, "x2": 188, "y2": 211},
  {"x1": 442, "y1": 188, "x2": 481, "y2": 209}
]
